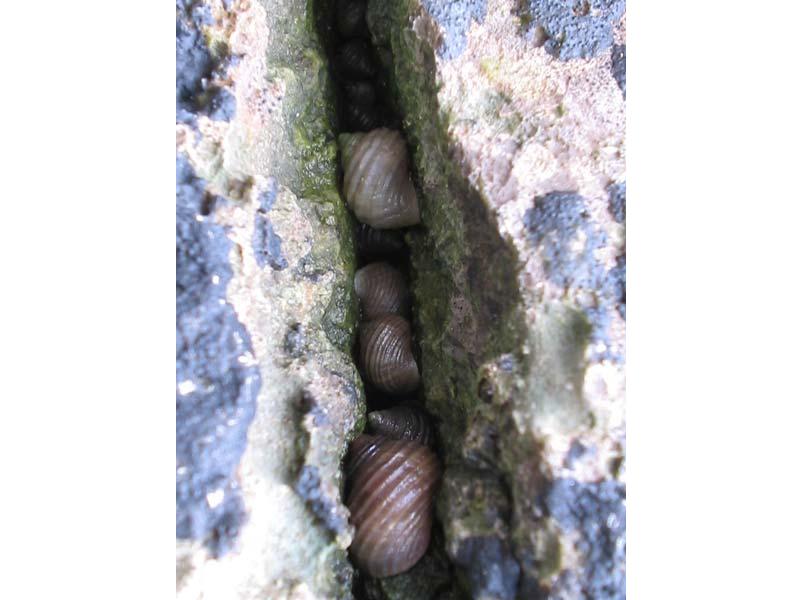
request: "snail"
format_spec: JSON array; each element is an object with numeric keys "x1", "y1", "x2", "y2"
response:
[
  {"x1": 359, "y1": 314, "x2": 419, "y2": 394},
  {"x1": 344, "y1": 102, "x2": 383, "y2": 132},
  {"x1": 339, "y1": 128, "x2": 420, "y2": 229},
  {"x1": 343, "y1": 80, "x2": 376, "y2": 106},
  {"x1": 336, "y1": 0, "x2": 367, "y2": 39},
  {"x1": 346, "y1": 434, "x2": 441, "y2": 577},
  {"x1": 354, "y1": 261, "x2": 409, "y2": 320},
  {"x1": 356, "y1": 223, "x2": 406, "y2": 259},
  {"x1": 336, "y1": 39, "x2": 377, "y2": 80},
  {"x1": 367, "y1": 406, "x2": 434, "y2": 447}
]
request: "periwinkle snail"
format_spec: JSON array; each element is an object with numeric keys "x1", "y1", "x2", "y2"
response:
[
  {"x1": 331, "y1": 10, "x2": 440, "y2": 580},
  {"x1": 336, "y1": 0, "x2": 367, "y2": 39},
  {"x1": 344, "y1": 102, "x2": 383, "y2": 132},
  {"x1": 340, "y1": 128, "x2": 420, "y2": 229},
  {"x1": 336, "y1": 39, "x2": 377, "y2": 80},
  {"x1": 343, "y1": 80, "x2": 376, "y2": 106},
  {"x1": 359, "y1": 314, "x2": 419, "y2": 394},
  {"x1": 354, "y1": 261, "x2": 409, "y2": 320},
  {"x1": 346, "y1": 434, "x2": 441, "y2": 577},
  {"x1": 367, "y1": 406, "x2": 434, "y2": 447},
  {"x1": 356, "y1": 224, "x2": 406, "y2": 260}
]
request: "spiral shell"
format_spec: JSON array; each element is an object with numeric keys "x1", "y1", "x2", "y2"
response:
[
  {"x1": 343, "y1": 80, "x2": 376, "y2": 106},
  {"x1": 367, "y1": 406, "x2": 433, "y2": 446},
  {"x1": 346, "y1": 434, "x2": 441, "y2": 577},
  {"x1": 354, "y1": 262, "x2": 409, "y2": 319},
  {"x1": 345, "y1": 102, "x2": 383, "y2": 132},
  {"x1": 356, "y1": 224, "x2": 406, "y2": 259},
  {"x1": 359, "y1": 314, "x2": 419, "y2": 394},
  {"x1": 336, "y1": 0, "x2": 367, "y2": 38},
  {"x1": 339, "y1": 128, "x2": 420, "y2": 229},
  {"x1": 336, "y1": 39, "x2": 377, "y2": 79}
]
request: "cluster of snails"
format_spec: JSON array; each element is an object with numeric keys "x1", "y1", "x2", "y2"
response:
[
  {"x1": 334, "y1": 0, "x2": 393, "y2": 132},
  {"x1": 330, "y1": 0, "x2": 441, "y2": 579}
]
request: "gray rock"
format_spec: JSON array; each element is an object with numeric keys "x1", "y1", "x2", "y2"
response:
[
  {"x1": 611, "y1": 44, "x2": 626, "y2": 98},
  {"x1": 367, "y1": 0, "x2": 626, "y2": 596},
  {"x1": 176, "y1": 0, "x2": 362, "y2": 597},
  {"x1": 176, "y1": 156, "x2": 260, "y2": 558},
  {"x1": 520, "y1": 0, "x2": 626, "y2": 60},
  {"x1": 420, "y1": 0, "x2": 487, "y2": 59}
]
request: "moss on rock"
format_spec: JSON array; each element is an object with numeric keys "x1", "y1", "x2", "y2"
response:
[{"x1": 365, "y1": 1, "x2": 626, "y2": 598}]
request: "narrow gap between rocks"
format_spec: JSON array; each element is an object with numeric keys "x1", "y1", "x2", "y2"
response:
[{"x1": 312, "y1": 1, "x2": 456, "y2": 598}]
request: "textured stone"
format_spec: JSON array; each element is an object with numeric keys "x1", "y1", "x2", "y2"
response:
[
  {"x1": 176, "y1": 0, "x2": 363, "y2": 597},
  {"x1": 420, "y1": 0, "x2": 487, "y2": 59},
  {"x1": 543, "y1": 478, "x2": 626, "y2": 599},
  {"x1": 611, "y1": 43, "x2": 626, "y2": 98},
  {"x1": 367, "y1": 0, "x2": 626, "y2": 597},
  {"x1": 607, "y1": 181, "x2": 626, "y2": 224},
  {"x1": 176, "y1": 156, "x2": 261, "y2": 558},
  {"x1": 519, "y1": 0, "x2": 626, "y2": 60}
]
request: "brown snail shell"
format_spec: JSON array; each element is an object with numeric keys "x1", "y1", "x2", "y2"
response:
[
  {"x1": 336, "y1": 0, "x2": 367, "y2": 38},
  {"x1": 367, "y1": 406, "x2": 434, "y2": 447},
  {"x1": 336, "y1": 39, "x2": 377, "y2": 79},
  {"x1": 354, "y1": 262, "x2": 409, "y2": 320},
  {"x1": 339, "y1": 128, "x2": 420, "y2": 229},
  {"x1": 356, "y1": 224, "x2": 406, "y2": 259},
  {"x1": 343, "y1": 80, "x2": 376, "y2": 106},
  {"x1": 359, "y1": 314, "x2": 419, "y2": 394},
  {"x1": 346, "y1": 434, "x2": 441, "y2": 577},
  {"x1": 345, "y1": 102, "x2": 383, "y2": 132}
]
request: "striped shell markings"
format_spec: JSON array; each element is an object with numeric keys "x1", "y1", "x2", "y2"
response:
[
  {"x1": 359, "y1": 314, "x2": 419, "y2": 394},
  {"x1": 354, "y1": 261, "x2": 409, "y2": 320},
  {"x1": 339, "y1": 128, "x2": 420, "y2": 229},
  {"x1": 346, "y1": 434, "x2": 441, "y2": 577},
  {"x1": 367, "y1": 406, "x2": 434, "y2": 447}
]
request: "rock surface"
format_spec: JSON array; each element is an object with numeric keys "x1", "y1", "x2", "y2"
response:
[
  {"x1": 177, "y1": 0, "x2": 626, "y2": 597},
  {"x1": 176, "y1": 0, "x2": 362, "y2": 598},
  {"x1": 366, "y1": 0, "x2": 626, "y2": 597}
]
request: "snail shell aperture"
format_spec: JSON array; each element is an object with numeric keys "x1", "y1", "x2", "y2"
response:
[
  {"x1": 354, "y1": 261, "x2": 409, "y2": 320},
  {"x1": 367, "y1": 406, "x2": 433, "y2": 446},
  {"x1": 346, "y1": 434, "x2": 441, "y2": 577},
  {"x1": 339, "y1": 128, "x2": 421, "y2": 229},
  {"x1": 359, "y1": 314, "x2": 419, "y2": 394}
]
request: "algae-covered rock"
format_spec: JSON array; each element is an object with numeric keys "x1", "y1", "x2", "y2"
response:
[
  {"x1": 366, "y1": 0, "x2": 626, "y2": 597},
  {"x1": 176, "y1": 0, "x2": 362, "y2": 597}
]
